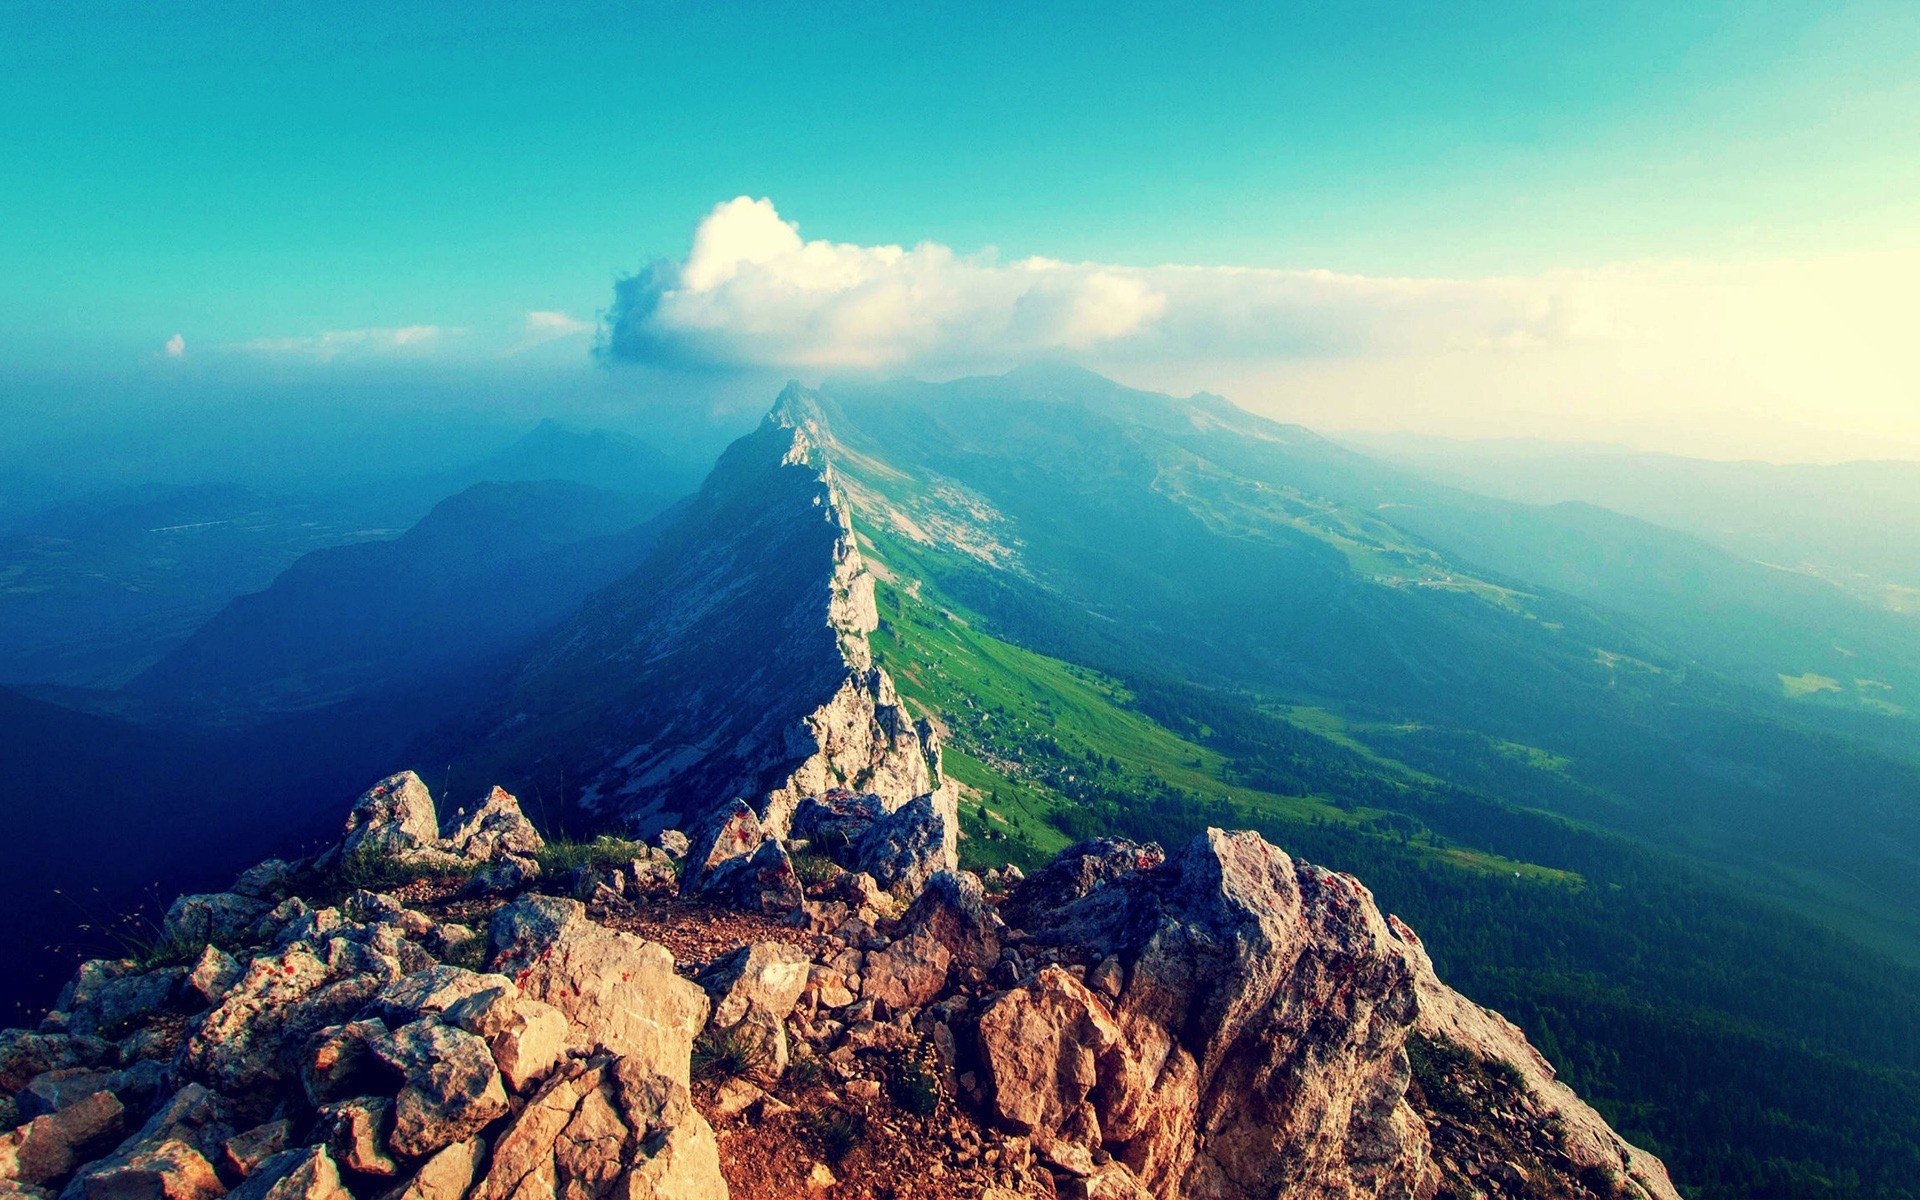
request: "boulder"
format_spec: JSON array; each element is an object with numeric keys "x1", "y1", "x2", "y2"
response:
[
  {"x1": 467, "y1": 1057, "x2": 724, "y2": 1200},
  {"x1": 58, "y1": 964, "x2": 183, "y2": 1041},
  {"x1": 184, "y1": 942, "x2": 400, "y2": 1095},
  {"x1": 652, "y1": 830, "x2": 690, "y2": 860},
  {"x1": 487, "y1": 897, "x2": 707, "y2": 1089},
  {"x1": 369, "y1": 1020, "x2": 510, "y2": 1159},
  {"x1": 975, "y1": 966, "x2": 1125, "y2": 1175},
  {"x1": 339, "y1": 772, "x2": 440, "y2": 861},
  {"x1": 850, "y1": 790, "x2": 958, "y2": 893},
  {"x1": 229, "y1": 861, "x2": 295, "y2": 903},
  {"x1": 220, "y1": 1124, "x2": 290, "y2": 1179},
  {"x1": 389, "y1": 1138, "x2": 483, "y2": 1200},
  {"x1": 899, "y1": 871, "x2": 1003, "y2": 968},
  {"x1": 368, "y1": 968, "x2": 516, "y2": 1027},
  {"x1": 0, "y1": 1091, "x2": 124, "y2": 1186},
  {"x1": 301, "y1": 1020, "x2": 389, "y2": 1108},
  {"x1": 77, "y1": 1139, "x2": 225, "y2": 1200},
  {"x1": 696, "y1": 943, "x2": 810, "y2": 1082},
  {"x1": 681, "y1": 801, "x2": 803, "y2": 914},
  {"x1": 441, "y1": 787, "x2": 543, "y2": 863},
  {"x1": 161, "y1": 895, "x2": 268, "y2": 952},
  {"x1": 860, "y1": 930, "x2": 951, "y2": 1011},
  {"x1": 441, "y1": 989, "x2": 568, "y2": 1094},
  {"x1": 225, "y1": 1148, "x2": 349, "y2": 1200},
  {"x1": 183, "y1": 948, "x2": 242, "y2": 1009},
  {"x1": 0, "y1": 1033, "x2": 113, "y2": 1095},
  {"x1": 998, "y1": 838, "x2": 1162, "y2": 932},
  {"x1": 312, "y1": 1097, "x2": 398, "y2": 1177}
]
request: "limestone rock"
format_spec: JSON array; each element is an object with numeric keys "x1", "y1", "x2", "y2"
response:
[
  {"x1": 441, "y1": 787, "x2": 544, "y2": 862},
  {"x1": 185, "y1": 942, "x2": 399, "y2": 1095},
  {"x1": 468, "y1": 1057, "x2": 725, "y2": 1200},
  {"x1": 339, "y1": 772, "x2": 439, "y2": 861},
  {"x1": 184, "y1": 948, "x2": 242, "y2": 1009},
  {"x1": 0, "y1": 1091, "x2": 124, "y2": 1186},
  {"x1": 899, "y1": 871, "x2": 1003, "y2": 968},
  {"x1": 861, "y1": 930, "x2": 951, "y2": 1011},
  {"x1": 370, "y1": 1020, "x2": 510, "y2": 1159},
  {"x1": 487, "y1": 897, "x2": 708, "y2": 1088},
  {"x1": 225, "y1": 1147, "x2": 349, "y2": 1200},
  {"x1": 697, "y1": 943, "x2": 810, "y2": 1083},
  {"x1": 0, "y1": 1033, "x2": 113, "y2": 1095},
  {"x1": 312, "y1": 1098, "x2": 398, "y2": 1177},
  {"x1": 369, "y1": 967, "x2": 516, "y2": 1027},
  {"x1": 389, "y1": 1138, "x2": 483, "y2": 1200},
  {"x1": 220, "y1": 1124, "x2": 290, "y2": 1179},
  {"x1": 850, "y1": 790, "x2": 958, "y2": 893}
]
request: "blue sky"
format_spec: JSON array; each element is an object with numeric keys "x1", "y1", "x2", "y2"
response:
[{"x1": 3, "y1": 1, "x2": 1917, "y2": 457}]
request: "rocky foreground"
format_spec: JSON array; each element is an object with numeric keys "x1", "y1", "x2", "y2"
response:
[{"x1": 1, "y1": 773, "x2": 1678, "y2": 1200}]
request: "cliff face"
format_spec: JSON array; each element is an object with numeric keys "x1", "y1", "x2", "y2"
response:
[
  {"x1": 0, "y1": 778, "x2": 1679, "y2": 1200},
  {"x1": 467, "y1": 387, "x2": 946, "y2": 841}
]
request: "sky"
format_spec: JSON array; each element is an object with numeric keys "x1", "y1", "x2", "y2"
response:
[{"x1": 3, "y1": 1, "x2": 1918, "y2": 462}]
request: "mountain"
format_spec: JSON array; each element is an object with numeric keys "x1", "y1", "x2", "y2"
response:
[
  {"x1": 431, "y1": 368, "x2": 1920, "y2": 1197},
  {"x1": 431, "y1": 413, "x2": 947, "y2": 841},
  {"x1": 0, "y1": 422, "x2": 705, "y2": 692},
  {"x1": 122, "y1": 480, "x2": 673, "y2": 727},
  {"x1": 1349, "y1": 432, "x2": 1920, "y2": 607}
]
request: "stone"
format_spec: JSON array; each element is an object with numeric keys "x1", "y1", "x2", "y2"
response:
[
  {"x1": 976, "y1": 966, "x2": 1122, "y2": 1144},
  {"x1": 221, "y1": 1124, "x2": 290, "y2": 1178},
  {"x1": 162, "y1": 895, "x2": 269, "y2": 952},
  {"x1": 389, "y1": 1138, "x2": 483, "y2": 1200},
  {"x1": 850, "y1": 790, "x2": 959, "y2": 894},
  {"x1": 697, "y1": 943, "x2": 810, "y2": 1083},
  {"x1": 368, "y1": 967, "x2": 516, "y2": 1026},
  {"x1": 488, "y1": 896, "x2": 708, "y2": 1088},
  {"x1": 225, "y1": 1147, "x2": 350, "y2": 1200},
  {"x1": 60, "y1": 964, "x2": 183, "y2": 1041},
  {"x1": 184, "y1": 947, "x2": 242, "y2": 1009},
  {"x1": 301, "y1": 1020, "x2": 389, "y2": 1108},
  {"x1": 708, "y1": 1078, "x2": 765, "y2": 1120},
  {"x1": 370, "y1": 1020, "x2": 510, "y2": 1159},
  {"x1": 899, "y1": 871, "x2": 1003, "y2": 968},
  {"x1": 229, "y1": 861, "x2": 296, "y2": 903},
  {"x1": 16, "y1": 1070, "x2": 115, "y2": 1121},
  {"x1": 313, "y1": 1097, "x2": 398, "y2": 1177},
  {"x1": 0, "y1": 1091, "x2": 124, "y2": 1186},
  {"x1": 653, "y1": 829, "x2": 690, "y2": 860},
  {"x1": 185, "y1": 941, "x2": 401, "y2": 1095},
  {"x1": 682, "y1": 804, "x2": 803, "y2": 915},
  {"x1": 80, "y1": 1139, "x2": 225, "y2": 1200},
  {"x1": 860, "y1": 930, "x2": 951, "y2": 1011},
  {"x1": 339, "y1": 772, "x2": 440, "y2": 861},
  {"x1": 483, "y1": 1001, "x2": 569, "y2": 1094},
  {"x1": 440, "y1": 787, "x2": 544, "y2": 862},
  {"x1": 0, "y1": 1033, "x2": 113, "y2": 1094},
  {"x1": 467, "y1": 1057, "x2": 725, "y2": 1200}
]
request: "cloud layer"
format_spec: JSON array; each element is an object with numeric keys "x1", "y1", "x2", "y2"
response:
[{"x1": 603, "y1": 197, "x2": 1579, "y2": 372}]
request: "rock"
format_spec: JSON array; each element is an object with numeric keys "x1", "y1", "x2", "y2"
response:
[
  {"x1": 899, "y1": 871, "x2": 1003, "y2": 968},
  {"x1": 851, "y1": 790, "x2": 959, "y2": 893},
  {"x1": 339, "y1": 772, "x2": 440, "y2": 861},
  {"x1": 861, "y1": 930, "x2": 951, "y2": 1010},
  {"x1": 1405, "y1": 917, "x2": 1681, "y2": 1200},
  {"x1": 697, "y1": 943, "x2": 810, "y2": 1083},
  {"x1": 788, "y1": 791, "x2": 884, "y2": 856},
  {"x1": 0, "y1": 1033, "x2": 113, "y2": 1095},
  {"x1": 225, "y1": 1147, "x2": 349, "y2": 1200},
  {"x1": 443, "y1": 989, "x2": 568, "y2": 1094},
  {"x1": 467, "y1": 1057, "x2": 725, "y2": 1200},
  {"x1": 301, "y1": 1020, "x2": 389, "y2": 1108},
  {"x1": 389, "y1": 1138, "x2": 483, "y2": 1200},
  {"x1": 185, "y1": 938, "x2": 402, "y2": 1095},
  {"x1": 369, "y1": 1020, "x2": 510, "y2": 1158},
  {"x1": 998, "y1": 838, "x2": 1162, "y2": 932},
  {"x1": 440, "y1": 787, "x2": 544, "y2": 862},
  {"x1": 77, "y1": 1140, "x2": 225, "y2": 1200},
  {"x1": 368, "y1": 967, "x2": 516, "y2": 1027},
  {"x1": 229, "y1": 861, "x2": 295, "y2": 903},
  {"x1": 1088, "y1": 957, "x2": 1124, "y2": 1000},
  {"x1": 162, "y1": 895, "x2": 268, "y2": 952},
  {"x1": 653, "y1": 829, "x2": 690, "y2": 860},
  {"x1": 0, "y1": 1091, "x2": 124, "y2": 1186},
  {"x1": 184, "y1": 948, "x2": 242, "y2": 1009},
  {"x1": 312, "y1": 1097, "x2": 398, "y2": 1177},
  {"x1": 220, "y1": 1124, "x2": 290, "y2": 1179},
  {"x1": 806, "y1": 1163, "x2": 836, "y2": 1190},
  {"x1": 708, "y1": 1078, "x2": 765, "y2": 1120},
  {"x1": 16, "y1": 1070, "x2": 115, "y2": 1121},
  {"x1": 60, "y1": 964, "x2": 183, "y2": 1041},
  {"x1": 682, "y1": 803, "x2": 804, "y2": 914},
  {"x1": 976, "y1": 966, "x2": 1121, "y2": 1156},
  {"x1": 487, "y1": 897, "x2": 707, "y2": 1089},
  {"x1": 454, "y1": 855, "x2": 540, "y2": 901}
]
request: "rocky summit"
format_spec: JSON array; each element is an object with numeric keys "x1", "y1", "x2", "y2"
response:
[{"x1": 0, "y1": 769, "x2": 1677, "y2": 1200}]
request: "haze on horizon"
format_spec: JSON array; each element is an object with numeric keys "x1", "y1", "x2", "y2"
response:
[{"x1": 3, "y1": 1, "x2": 1918, "y2": 464}]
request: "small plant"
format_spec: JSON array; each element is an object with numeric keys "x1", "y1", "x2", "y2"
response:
[
  {"x1": 534, "y1": 835, "x2": 653, "y2": 878},
  {"x1": 802, "y1": 1108, "x2": 868, "y2": 1161},
  {"x1": 887, "y1": 1047, "x2": 942, "y2": 1117},
  {"x1": 789, "y1": 849, "x2": 838, "y2": 889},
  {"x1": 786, "y1": 1054, "x2": 825, "y2": 1090},
  {"x1": 440, "y1": 934, "x2": 488, "y2": 970},
  {"x1": 691, "y1": 1025, "x2": 769, "y2": 1081}
]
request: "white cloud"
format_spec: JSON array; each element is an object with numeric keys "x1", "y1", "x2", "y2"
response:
[
  {"x1": 503, "y1": 310, "x2": 595, "y2": 356},
  {"x1": 235, "y1": 324, "x2": 460, "y2": 362},
  {"x1": 163, "y1": 333, "x2": 186, "y2": 359},
  {"x1": 603, "y1": 196, "x2": 1577, "y2": 372}
]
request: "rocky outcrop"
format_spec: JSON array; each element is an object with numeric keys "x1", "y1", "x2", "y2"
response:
[
  {"x1": 447, "y1": 390, "x2": 955, "y2": 853},
  {"x1": 1, "y1": 766, "x2": 1675, "y2": 1200}
]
